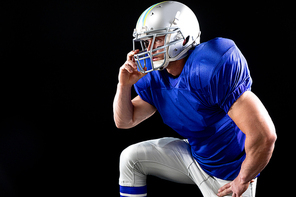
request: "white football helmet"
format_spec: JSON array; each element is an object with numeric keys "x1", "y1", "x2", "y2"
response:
[{"x1": 133, "y1": 1, "x2": 201, "y2": 73}]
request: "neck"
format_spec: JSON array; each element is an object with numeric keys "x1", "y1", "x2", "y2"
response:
[{"x1": 165, "y1": 57, "x2": 187, "y2": 77}]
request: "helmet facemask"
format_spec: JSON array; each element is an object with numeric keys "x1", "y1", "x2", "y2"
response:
[{"x1": 133, "y1": 27, "x2": 185, "y2": 73}]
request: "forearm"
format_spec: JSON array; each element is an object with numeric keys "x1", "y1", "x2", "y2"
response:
[
  {"x1": 238, "y1": 133, "x2": 276, "y2": 183},
  {"x1": 228, "y1": 91, "x2": 277, "y2": 184},
  {"x1": 113, "y1": 83, "x2": 134, "y2": 128},
  {"x1": 219, "y1": 91, "x2": 277, "y2": 197}
]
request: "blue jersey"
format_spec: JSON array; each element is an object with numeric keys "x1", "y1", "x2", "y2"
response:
[{"x1": 134, "y1": 37, "x2": 253, "y2": 180}]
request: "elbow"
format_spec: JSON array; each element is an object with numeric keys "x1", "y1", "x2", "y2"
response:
[
  {"x1": 115, "y1": 123, "x2": 131, "y2": 129},
  {"x1": 114, "y1": 119, "x2": 133, "y2": 129},
  {"x1": 264, "y1": 127, "x2": 277, "y2": 147},
  {"x1": 113, "y1": 113, "x2": 133, "y2": 129},
  {"x1": 262, "y1": 132, "x2": 277, "y2": 156},
  {"x1": 267, "y1": 132, "x2": 277, "y2": 146}
]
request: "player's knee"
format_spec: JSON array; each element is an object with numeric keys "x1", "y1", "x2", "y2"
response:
[
  {"x1": 120, "y1": 144, "x2": 139, "y2": 171},
  {"x1": 119, "y1": 143, "x2": 148, "y2": 186}
]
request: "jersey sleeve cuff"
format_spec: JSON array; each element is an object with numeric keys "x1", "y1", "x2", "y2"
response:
[{"x1": 220, "y1": 77, "x2": 252, "y2": 113}]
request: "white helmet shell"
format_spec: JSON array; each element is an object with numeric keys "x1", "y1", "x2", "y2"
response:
[{"x1": 133, "y1": 1, "x2": 201, "y2": 73}]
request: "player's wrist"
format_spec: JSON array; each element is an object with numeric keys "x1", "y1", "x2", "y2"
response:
[{"x1": 237, "y1": 173, "x2": 252, "y2": 185}]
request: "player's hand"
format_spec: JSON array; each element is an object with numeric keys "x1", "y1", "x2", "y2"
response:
[
  {"x1": 217, "y1": 176, "x2": 253, "y2": 197},
  {"x1": 118, "y1": 49, "x2": 147, "y2": 87}
]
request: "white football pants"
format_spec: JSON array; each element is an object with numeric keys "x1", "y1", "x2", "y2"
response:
[{"x1": 119, "y1": 137, "x2": 257, "y2": 197}]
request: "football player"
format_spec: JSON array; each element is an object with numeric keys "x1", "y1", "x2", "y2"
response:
[{"x1": 113, "y1": 1, "x2": 276, "y2": 197}]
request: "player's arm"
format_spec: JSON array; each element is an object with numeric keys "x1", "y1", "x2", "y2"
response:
[
  {"x1": 114, "y1": 87, "x2": 156, "y2": 129},
  {"x1": 113, "y1": 50, "x2": 157, "y2": 129},
  {"x1": 218, "y1": 91, "x2": 277, "y2": 196}
]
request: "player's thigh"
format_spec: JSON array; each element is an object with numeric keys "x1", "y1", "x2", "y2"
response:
[{"x1": 122, "y1": 137, "x2": 196, "y2": 184}]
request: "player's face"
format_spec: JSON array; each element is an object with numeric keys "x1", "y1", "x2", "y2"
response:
[{"x1": 145, "y1": 36, "x2": 165, "y2": 61}]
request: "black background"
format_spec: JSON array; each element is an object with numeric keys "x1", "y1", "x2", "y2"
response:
[{"x1": 0, "y1": 0, "x2": 294, "y2": 196}]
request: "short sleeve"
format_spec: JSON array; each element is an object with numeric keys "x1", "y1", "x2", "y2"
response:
[
  {"x1": 210, "y1": 46, "x2": 252, "y2": 113},
  {"x1": 134, "y1": 76, "x2": 155, "y2": 106}
]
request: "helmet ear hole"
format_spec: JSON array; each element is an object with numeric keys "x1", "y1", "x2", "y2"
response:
[{"x1": 183, "y1": 36, "x2": 190, "y2": 46}]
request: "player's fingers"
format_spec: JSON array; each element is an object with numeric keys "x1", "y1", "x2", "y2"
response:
[
  {"x1": 217, "y1": 187, "x2": 232, "y2": 197},
  {"x1": 127, "y1": 51, "x2": 134, "y2": 60},
  {"x1": 127, "y1": 49, "x2": 140, "y2": 61},
  {"x1": 123, "y1": 64, "x2": 133, "y2": 73},
  {"x1": 123, "y1": 61, "x2": 137, "y2": 73},
  {"x1": 218, "y1": 182, "x2": 231, "y2": 193},
  {"x1": 127, "y1": 60, "x2": 137, "y2": 69},
  {"x1": 217, "y1": 183, "x2": 232, "y2": 197}
]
